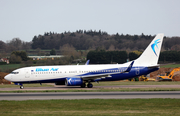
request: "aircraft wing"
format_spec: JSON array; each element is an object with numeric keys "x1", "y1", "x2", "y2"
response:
[{"x1": 80, "y1": 61, "x2": 134, "y2": 81}]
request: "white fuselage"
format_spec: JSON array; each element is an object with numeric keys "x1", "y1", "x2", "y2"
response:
[{"x1": 5, "y1": 63, "x2": 131, "y2": 82}]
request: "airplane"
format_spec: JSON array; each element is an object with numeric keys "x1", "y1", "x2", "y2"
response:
[{"x1": 5, "y1": 33, "x2": 164, "y2": 89}]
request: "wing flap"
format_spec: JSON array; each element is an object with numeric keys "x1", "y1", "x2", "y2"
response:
[{"x1": 80, "y1": 61, "x2": 134, "y2": 81}]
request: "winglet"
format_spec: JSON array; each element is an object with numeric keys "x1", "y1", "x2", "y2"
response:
[
  {"x1": 85, "y1": 60, "x2": 90, "y2": 65},
  {"x1": 124, "y1": 61, "x2": 134, "y2": 72}
]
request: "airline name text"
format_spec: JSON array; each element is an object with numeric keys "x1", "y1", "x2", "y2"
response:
[{"x1": 36, "y1": 68, "x2": 59, "y2": 72}]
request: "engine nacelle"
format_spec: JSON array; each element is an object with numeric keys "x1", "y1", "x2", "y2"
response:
[{"x1": 65, "y1": 77, "x2": 83, "y2": 86}]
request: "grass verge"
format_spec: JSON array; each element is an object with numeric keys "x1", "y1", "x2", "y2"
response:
[
  {"x1": 1, "y1": 88, "x2": 180, "y2": 93},
  {"x1": 0, "y1": 64, "x2": 22, "y2": 72},
  {"x1": 0, "y1": 83, "x2": 54, "y2": 88},
  {"x1": 161, "y1": 64, "x2": 180, "y2": 68},
  {"x1": 0, "y1": 99, "x2": 180, "y2": 116}
]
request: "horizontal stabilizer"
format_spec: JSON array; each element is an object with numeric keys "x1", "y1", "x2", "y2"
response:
[{"x1": 147, "y1": 65, "x2": 160, "y2": 68}]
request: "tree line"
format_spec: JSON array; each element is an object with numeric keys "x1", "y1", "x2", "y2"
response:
[
  {"x1": 1, "y1": 30, "x2": 180, "y2": 55},
  {"x1": 1, "y1": 30, "x2": 180, "y2": 64},
  {"x1": 9, "y1": 51, "x2": 29, "y2": 64},
  {"x1": 159, "y1": 51, "x2": 180, "y2": 63},
  {"x1": 31, "y1": 30, "x2": 180, "y2": 52},
  {"x1": 8, "y1": 50, "x2": 180, "y2": 65},
  {"x1": 0, "y1": 38, "x2": 31, "y2": 58},
  {"x1": 87, "y1": 50, "x2": 139, "y2": 64},
  {"x1": 87, "y1": 50, "x2": 180, "y2": 64}
]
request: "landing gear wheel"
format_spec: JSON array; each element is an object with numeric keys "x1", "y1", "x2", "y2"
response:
[
  {"x1": 20, "y1": 86, "x2": 24, "y2": 89},
  {"x1": 87, "y1": 83, "x2": 93, "y2": 88},
  {"x1": 81, "y1": 83, "x2": 86, "y2": 88}
]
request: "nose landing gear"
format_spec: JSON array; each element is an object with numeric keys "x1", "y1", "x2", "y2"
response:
[
  {"x1": 14, "y1": 83, "x2": 24, "y2": 89},
  {"x1": 20, "y1": 85, "x2": 24, "y2": 89}
]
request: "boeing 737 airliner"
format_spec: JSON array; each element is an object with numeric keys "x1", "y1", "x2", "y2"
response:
[{"x1": 5, "y1": 33, "x2": 164, "y2": 89}]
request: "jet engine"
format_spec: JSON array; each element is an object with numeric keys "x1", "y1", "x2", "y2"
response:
[{"x1": 65, "y1": 77, "x2": 83, "y2": 86}]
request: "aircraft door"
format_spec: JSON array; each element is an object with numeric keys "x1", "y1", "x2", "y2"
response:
[
  {"x1": 25, "y1": 69, "x2": 30, "y2": 78},
  {"x1": 135, "y1": 67, "x2": 140, "y2": 75}
]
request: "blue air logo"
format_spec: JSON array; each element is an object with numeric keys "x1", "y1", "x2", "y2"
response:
[
  {"x1": 68, "y1": 78, "x2": 72, "y2": 85},
  {"x1": 50, "y1": 68, "x2": 59, "y2": 71},
  {"x1": 36, "y1": 68, "x2": 49, "y2": 72},
  {"x1": 36, "y1": 68, "x2": 59, "y2": 72},
  {"x1": 151, "y1": 39, "x2": 160, "y2": 56}
]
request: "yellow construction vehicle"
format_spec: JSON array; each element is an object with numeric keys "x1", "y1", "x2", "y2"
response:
[
  {"x1": 157, "y1": 67, "x2": 180, "y2": 81},
  {"x1": 139, "y1": 75, "x2": 155, "y2": 81}
]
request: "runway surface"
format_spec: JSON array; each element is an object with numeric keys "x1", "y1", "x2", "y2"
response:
[
  {"x1": 1, "y1": 91, "x2": 180, "y2": 100},
  {"x1": 1, "y1": 85, "x2": 180, "y2": 91}
]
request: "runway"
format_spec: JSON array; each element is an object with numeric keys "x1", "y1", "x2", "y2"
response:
[
  {"x1": 1, "y1": 85, "x2": 180, "y2": 91},
  {"x1": 1, "y1": 91, "x2": 180, "y2": 100}
]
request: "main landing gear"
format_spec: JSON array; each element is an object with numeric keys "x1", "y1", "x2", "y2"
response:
[
  {"x1": 87, "y1": 83, "x2": 93, "y2": 88},
  {"x1": 81, "y1": 82, "x2": 93, "y2": 88}
]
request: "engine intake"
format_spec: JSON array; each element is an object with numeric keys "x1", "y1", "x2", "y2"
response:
[{"x1": 65, "y1": 77, "x2": 83, "y2": 86}]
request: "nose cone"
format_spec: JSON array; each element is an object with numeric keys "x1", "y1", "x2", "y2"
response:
[{"x1": 4, "y1": 74, "x2": 11, "y2": 81}]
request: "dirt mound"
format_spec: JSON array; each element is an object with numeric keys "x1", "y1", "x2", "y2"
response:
[
  {"x1": 150, "y1": 68, "x2": 180, "y2": 81},
  {"x1": 0, "y1": 72, "x2": 10, "y2": 84},
  {"x1": 172, "y1": 71, "x2": 180, "y2": 81},
  {"x1": 173, "y1": 74, "x2": 180, "y2": 81}
]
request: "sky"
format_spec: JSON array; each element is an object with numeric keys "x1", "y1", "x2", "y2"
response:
[{"x1": 0, "y1": 0, "x2": 180, "y2": 42}]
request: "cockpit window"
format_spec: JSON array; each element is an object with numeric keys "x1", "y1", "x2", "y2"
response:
[{"x1": 11, "y1": 72, "x2": 19, "y2": 74}]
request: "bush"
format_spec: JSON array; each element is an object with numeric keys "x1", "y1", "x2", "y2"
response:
[{"x1": 87, "y1": 50, "x2": 128, "y2": 64}]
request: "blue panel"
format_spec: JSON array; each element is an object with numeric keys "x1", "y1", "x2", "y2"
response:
[
  {"x1": 66, "y1": 78, "x2": 83, "y2": 86},
  {"x1": 14, "y1": 83, "x2": 23, "y2": 86}
]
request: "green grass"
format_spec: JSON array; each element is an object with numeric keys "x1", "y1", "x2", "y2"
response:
[
  {"x1": 0, "y1": 99, "x2": 180, "y2": 116},
  {"x1": 161, "y1": 64, "x2": 180, "y2": 68},
  {"x1": 0, "y1": 64, "x2": 22, "y2": 72}
]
